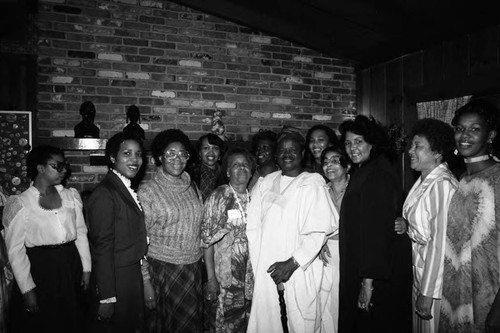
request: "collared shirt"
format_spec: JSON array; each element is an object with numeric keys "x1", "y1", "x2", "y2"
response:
[
  {"x1": 2, "y1": 185, "x2": 91, "y2": 293},
  {"x1": 403, "y1": 163, "x2": 458, "y2": 298}
]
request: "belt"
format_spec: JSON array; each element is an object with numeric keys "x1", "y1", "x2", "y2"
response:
[{"x1": 31, "y1": 241, "x2": 75, "y2": 249}]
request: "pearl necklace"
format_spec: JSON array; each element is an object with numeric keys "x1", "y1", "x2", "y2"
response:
[{"x1": 229, "y1": 184, "x2": 249, "y2": 224}]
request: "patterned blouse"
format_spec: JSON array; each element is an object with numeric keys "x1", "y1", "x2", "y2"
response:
[{"x1": 201, "y1": 184, "x2": 254, "y2": 332}]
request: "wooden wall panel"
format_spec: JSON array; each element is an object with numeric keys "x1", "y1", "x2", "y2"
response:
[
  {"x1": 470, "y1": 26, "x2": 498, "y2": 76},
  {"x1": 423, "y1": 44, "x2": 444, "y2": 87},
  {"x1": 385, "y1": 59, "x2": 403, "y2": 125},
  {"x1": 369, "y1": 65, "x2": 386, "y2": 123},
  {"x1": 444, "y1": 36, "x2": 469, "y2": 80},
  {"x1": 358, "y1": 68, "x2": 371, "y2": 116}
]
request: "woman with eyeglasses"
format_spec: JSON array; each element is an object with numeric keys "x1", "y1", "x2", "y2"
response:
[
  {"x1": 318, "y1": 144, "x2": 351, "y2": 333},
  {"x1": 2, "y1": 145, "x2": 91, "y2": 333},
  {"x1": 138, "y1": 129, "x2": 204, "y2": 332}
]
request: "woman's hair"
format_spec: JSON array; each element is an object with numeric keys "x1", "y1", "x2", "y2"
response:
[
  {"x1": 26, "y1": 145, "x2": 65, "y2": 181},
  {"x1": 304, "y1": 125, "x2": 339, "y2": 165},
  {"x1": 151, "y1": 129, "x2": 193, "y2": 167},
  {"x1": 410, "y1": 118, "x2": 456, "y2": 164},
  {"x1": 452, "y1": 99, "x2": 500, "y2": 132},
  {"x1": 339, "y1": 115, "x2": 396, "y2": 162},
  {"x1": 105, "y1": 132, "x2": 144, "y2": 168},
  {"x1": 251, "y1": 130, "x2": 278, "y2": 154},
  {"x1": 320, "y1": 143, "x2": 352, "y2": 169},
  {"x1": 221, "y1": 147, "x2": 256, "y2": 177}
]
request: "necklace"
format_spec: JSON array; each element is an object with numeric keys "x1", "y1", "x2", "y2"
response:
[
  {"x1": 464, "y1": 154, "x2": 490, "y2": 164},
  {"x1": 229, "y1": 184, "x2": 249, "y2": 224},
  {"x1": 330, "y1": 175, "x2": 349, "y2": 199}
]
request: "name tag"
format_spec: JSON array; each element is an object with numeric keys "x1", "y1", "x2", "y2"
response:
[{"x1": 227, "y1": 209, "x2": 242, "y2": 219}]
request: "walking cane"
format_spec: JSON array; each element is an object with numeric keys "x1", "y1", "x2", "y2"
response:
[{"x1": 277, "y1": 283, "x2": 289, "y2": 333}]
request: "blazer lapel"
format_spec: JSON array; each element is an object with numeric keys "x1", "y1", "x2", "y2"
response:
[{"x1": 106, "y1": 172, "x2": 144, "y2": 217}]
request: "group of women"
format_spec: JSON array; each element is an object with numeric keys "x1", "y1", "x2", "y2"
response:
[{"x1": 0, "y1": 98, "x2": 499, "y2": 333}]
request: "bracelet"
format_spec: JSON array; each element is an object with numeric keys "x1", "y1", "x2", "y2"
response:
[{"x1": 361, "y1": 282, "x2": 374, "y2": 291}]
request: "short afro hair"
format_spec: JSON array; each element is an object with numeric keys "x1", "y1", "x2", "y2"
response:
[
  {"x1": 150, "y1": 129, "x2": 193, "y2": 166},
  {"x1": 410, "y1": 118, "x2": 456, "y2": 164}
]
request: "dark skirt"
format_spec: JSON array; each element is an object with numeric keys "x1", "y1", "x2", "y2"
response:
[
  {"x1": 146, "y1": 258, "x2": 203, "y2": 333},
  {"x1": 87, "y1": 261, "x2": 145, "y2": 333},
  {"x1": 9, "y1": 241, "x2": 84, "y2": 333}
]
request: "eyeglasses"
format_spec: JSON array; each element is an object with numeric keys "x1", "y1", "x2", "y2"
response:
[
  {"x1": 47, "y1": 162, "x2": 69, "y2": 173},
  {"x1": 322, "y1": 156, "x2": 341, "y2": 166},
  {"x1": 164, "y1": 150, "x2": 190, "y2": 161}
]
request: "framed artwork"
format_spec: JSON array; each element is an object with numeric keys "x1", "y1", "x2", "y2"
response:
[{"x1": 0, "y1": 111, "x2": 32, "y2": 195}]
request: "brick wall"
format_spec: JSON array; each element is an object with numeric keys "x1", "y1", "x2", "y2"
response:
[{"x1": 36, "y1": 0, "x2": 356, "y2": 191}]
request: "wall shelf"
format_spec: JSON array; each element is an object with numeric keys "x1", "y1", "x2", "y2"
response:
[{"x1": 35, "y1": 138, "x2": 107, "y2": 150}]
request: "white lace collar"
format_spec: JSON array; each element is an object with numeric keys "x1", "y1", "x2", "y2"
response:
[{"x1": 111, "y1": 169, "x2": 142, "y2": 211}]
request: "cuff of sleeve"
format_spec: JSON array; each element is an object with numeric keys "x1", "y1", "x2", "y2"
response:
[
  {"x1": 19, "y1": 279, "x2": 36, "y2": 295},
  {"x1": 141, "y1": 257, "x2": 151, "y2": 281},
  {"x1": 100, "y1": 297, "x2": 117, "y2": 304},
  {"x1": 292, "y1": 250, "x2": 309, "y2": 270},
  {"x1": 21, "y1": 285, "x2": 36, "y2": 295}
]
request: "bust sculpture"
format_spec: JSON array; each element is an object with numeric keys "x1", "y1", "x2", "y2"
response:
[
  {"x1": 123, "y1": 104, "x2": 145, "y2": 140},
  {"x1": 74, "y1": 101, "x2": 100, "y2": 138}
]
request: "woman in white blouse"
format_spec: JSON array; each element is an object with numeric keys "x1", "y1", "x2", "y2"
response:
[
  {"x1": 396, "y1": 119, "x2": 458, "y2": 333},
  {"x1": 2, "y1": 145, "x2": 91, "y2": 333}
]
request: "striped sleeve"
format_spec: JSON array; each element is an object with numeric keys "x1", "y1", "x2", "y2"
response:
[{"x1": 419, "y1": 178, "x2": 457, "y2": 298}]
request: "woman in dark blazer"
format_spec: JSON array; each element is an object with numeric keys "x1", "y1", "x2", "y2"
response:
[
  {"x1": 86, "y1": 132, "x2": 149, "y2": 332},
  {"x1": 338, "y1": 115, "x2": 412, "y2": 333}
]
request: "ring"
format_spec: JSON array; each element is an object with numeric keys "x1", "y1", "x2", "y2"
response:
[{"x1": 97, "y1": 315, "x2": 102, "y2": 321}]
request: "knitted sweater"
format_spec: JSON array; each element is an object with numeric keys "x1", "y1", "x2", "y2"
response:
[{"x1": 138, "y1": 168, "x2": 203, "y2": 265}]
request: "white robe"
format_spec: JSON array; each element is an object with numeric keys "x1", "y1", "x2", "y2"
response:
[{"x1": 246, "y1": 171, "x2": 338, "y2": 333}]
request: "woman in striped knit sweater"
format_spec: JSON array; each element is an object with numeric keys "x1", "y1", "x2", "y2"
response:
[{"x1": 138, "y1": 129, "x2": 204, "y2": 333}]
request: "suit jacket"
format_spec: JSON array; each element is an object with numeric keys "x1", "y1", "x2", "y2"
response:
[{"x1": 86, "y1": 171, "x2": 147, "y2": 300}]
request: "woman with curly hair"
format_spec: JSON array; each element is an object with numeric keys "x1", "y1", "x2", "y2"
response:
[
  {"x1": 248, "y1": 130, "x2": 279, "y2": 191},
  {"x1": 439, "y1": 99, "x2": 500, "y2": 333},
  {"x1": 138, "y1": 129, "x2": 204, "y2": 333},
  {"x1": 338, "y1": 115, "x2": 412, "y2": 333},
  {"x1": 395, "y1": 119, "x2": 458, "y2": 332},
  {"x1": 304, "y1": 124, "x2": 339, "y2": 175}
]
